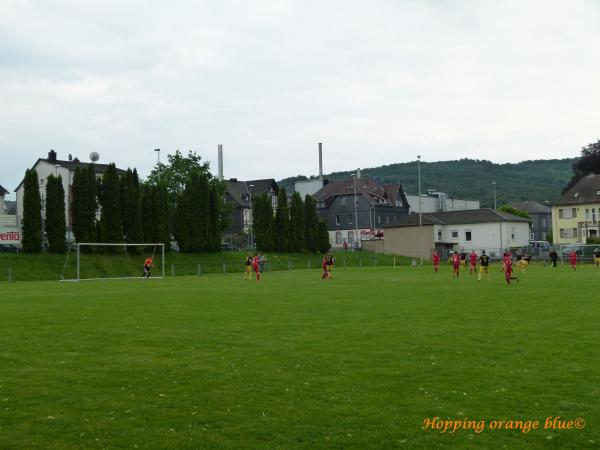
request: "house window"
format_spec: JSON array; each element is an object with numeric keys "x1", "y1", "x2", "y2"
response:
[
  {"x1": 465, "y1": 230, "x2": 472, "y2": 242},
  {"x1": 586, "y1": 209, "x2": 590, "y2": 221},
  {"x1": 593, "y1": 208, "x2": 597, "y2": 224},
  {"x1": 335, "y1": 231, "x2": 342, "y2": 244},
  {"x1": 335, "y1": 215, "x2": 341, "y2": 225},
  {"x1": 572, "y1": 208, "x2": 577, "y2": 218},
  {"x1": 542, "y1": 218, "x2": 546, "y2": 227},
  {"x1": 386, "y1": 216, "x2": 390, "y2": 224},
  {"x1": 347, "y1": 214, "x2": 353, "y2": 224},
  {"x1": 530, "y1": 232, "x2": 535, "y2": 240},
  {"x1": 377, "y1": 216, "x2": 381, "y2": 224},
  {"x1": 317, "y1": 201, "x2": 325, "y2": 208},
  {"x1": 348, "y1": 231, "x2": 354, "y2": 243},
  {"x1": 451, "y1": 230, "x2": 458, "y2": 239},
  {"x1": 437, "y1": 230, "x2": 442, "y2": 241},
  {"x1": 573, "y1": 228, "x2": 578, "y2": 238},
  {"x1": 558, "y1": 209, "x2": 564, "y2": 219},
  {"x1": 395, "y1": 199, "x2": 403, "y2": 206}
]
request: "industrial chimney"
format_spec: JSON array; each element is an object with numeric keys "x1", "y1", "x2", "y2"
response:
[
  {"x1": 218, "y1": 144, "x2": 224, "y2": 181},
  {"x1": 318, "y1": 142, "x2": 323, "y2": 179}
]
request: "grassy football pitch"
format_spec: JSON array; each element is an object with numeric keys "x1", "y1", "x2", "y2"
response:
[{"x1": 1, "y1": 265, "x2": 599, "y2": 449}]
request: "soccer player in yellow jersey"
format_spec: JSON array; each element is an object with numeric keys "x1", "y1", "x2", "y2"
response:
[
  {"x1": 325, "y1": 253, "x2": 335, "y2": 279},
  {"x1": 244, "y1": 254, "x2": 252, "y2": 280},
  {"x1": 478, "y1": 250, "x2": 490, "y2": 281}
]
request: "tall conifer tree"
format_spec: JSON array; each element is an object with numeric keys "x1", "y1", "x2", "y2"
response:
[
  {"x1": 274, "y1": 188, "x2": 290, "y2": 251},
  {"x1": 98, "y1": 163, "x2": 122, "y2": 243},
  {"x1": 22, "y1": 169, "x2": 42, "y2": 253},
  {"x1": 289, "y1": 192, "x2": 305, "y2": 251},
  {"x1": 45, "y1": 174, "x2": 66, "y2": 253},
  {"x1": 304, "y1": 195, "x2": 319, "y2": 252}
]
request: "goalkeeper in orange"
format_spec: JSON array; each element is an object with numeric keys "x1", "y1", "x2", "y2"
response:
[{"x1": 143, "y1": 256, "x2": 153, "y2": 279}]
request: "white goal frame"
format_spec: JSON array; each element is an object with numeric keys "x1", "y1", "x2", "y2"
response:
[{"x1": 62, "y1": 242, "x2": 165, "y2": 281}]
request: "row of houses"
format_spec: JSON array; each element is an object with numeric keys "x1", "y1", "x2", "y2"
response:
[{"x1": 3, "y1": 149, "x2": 599, "y2": 256}]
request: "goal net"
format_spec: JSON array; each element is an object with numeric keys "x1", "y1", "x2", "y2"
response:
[{"x1": 61, "y1": 243, "x2": 165, "y2": 281}]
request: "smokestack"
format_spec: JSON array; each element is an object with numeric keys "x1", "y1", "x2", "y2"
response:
[
  {"x1": 218, "y1": 144, "x2": 223, "y2": 181},
  {"x1": 357, "y1": 168, "x2": 361, "y2": 179},
  {"x1": 318, "y1": 142, "x2": 323, "y2": 179}
]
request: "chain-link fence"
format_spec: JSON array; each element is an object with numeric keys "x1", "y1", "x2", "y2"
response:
[
  {"x1": 167, "y1": 255, "x2": 400, "y2": 277},
  {"x1": 438, "y1": 244, "x2": 600, "y2": 266},
  {"x1": 0, "y1": 265, "x2": 13, "y2": 282}
]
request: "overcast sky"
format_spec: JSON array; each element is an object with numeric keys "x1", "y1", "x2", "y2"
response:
[{"x1": 1, "y1": 0, "x2": 599, "y2": 198}]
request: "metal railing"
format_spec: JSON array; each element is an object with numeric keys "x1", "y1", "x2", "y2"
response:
[
  {"x1": 439, "y1": 244, "x2": 600, "y2": 265},
  {"x1": 167, "y1": 256, "x2": 394, "y2": 277},
  {"x1": 0, "y1": 265, "x2": 13, "y2": 282}
]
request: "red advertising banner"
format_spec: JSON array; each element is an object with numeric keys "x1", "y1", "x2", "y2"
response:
[{"x1": 0, "y1": 229, "x2": 21, "y2": 244}]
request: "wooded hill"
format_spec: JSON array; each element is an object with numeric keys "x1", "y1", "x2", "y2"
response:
[{"x1": 279, "y1": 158, "x2": 577, "y2": 208}]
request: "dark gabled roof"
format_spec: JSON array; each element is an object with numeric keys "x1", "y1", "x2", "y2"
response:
[
  {"x1": 245, "y1": 179, "x2": 278, "y2": 193},
  {"x1": 0, "y1": 184, "x2": 8, "y2": 195},
  {"x1": 507, "y1": 200, "x2": 550, "y2": 214},
  {"x1": 383, "y1": 208, "x2": 530, "y2": 228},
  {"x1": 555, "y1": 173, "x2": 600, "y2": 206},
  {"x1": 313, "y1": 177, "x2": 406, "y2": 207},
  {"x1": 225, "y1": 178, "x2": 278, "y2": 208},
  {"x1": 14, "y1": 157, "x2": 126, "y2": 191}
]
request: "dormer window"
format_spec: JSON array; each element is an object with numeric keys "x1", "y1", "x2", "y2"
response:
[
  {"x1": 574, "y1": 192, "x2": 579, "y2": 198},
  {"x1": 597, "y1": 191, "x2": 600, "y2": 196}
]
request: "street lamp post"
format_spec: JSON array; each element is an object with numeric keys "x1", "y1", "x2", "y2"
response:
[
  {"x1": 492, "y1": 181, "x2": 497, "y2": 209},
  {"x1": 417, "y1": 155, "x2": 423, "y2": 265},
  {"x1": 248, "y1": 184, "x2": 255, "y2": 249},
  {"x1": 154, "y1": 148, "x2": 160, "y2": 165},
  {"x1": 351, "y1": 173, "x2": 359, "y2": 249},
  {"x1": 544, "y1": 200, "x2": 551, "y2": 241}
]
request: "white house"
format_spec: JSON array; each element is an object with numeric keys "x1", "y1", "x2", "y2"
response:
[
  {"x1": 382, "y1": 208, "x2": 531, "y2": 260},
  {"x1": 15, "y1": 150, "x2": 124, "y2": 241}
]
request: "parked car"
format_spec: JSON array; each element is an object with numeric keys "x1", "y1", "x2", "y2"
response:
[{"x1": 529, "y1": 240, "x2": 550, "y2": 249}]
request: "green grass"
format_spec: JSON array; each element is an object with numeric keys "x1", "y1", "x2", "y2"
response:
[
  {"x1": 0, "y1": 250, "x2": 407, "y2": 282},
  {"x1": 1, "y1": 264, "x2": 599, "y2": 449}
]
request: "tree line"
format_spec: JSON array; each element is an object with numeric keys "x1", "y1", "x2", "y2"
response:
[
  {"x1": 20, "y1": 150, "x2": 332, "y2": 254},
  {"x1": 252, "y1": 188, "x2": 330, "y2": 252}
]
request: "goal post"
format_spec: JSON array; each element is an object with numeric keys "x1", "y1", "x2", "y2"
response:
[{"x1": 61, "y1": 243, "x2": 165, "y2": 281}]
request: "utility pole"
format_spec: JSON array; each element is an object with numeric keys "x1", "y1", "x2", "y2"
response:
[
  {"x1": 248, "y1": 184, "x2": 255, "y2": 249},
  {"x1": 352, "y1": 173, "x2": 359, "y2": 249},
  {"x1": 418, "y1": 155, "x2": 423, "y2": 265}
]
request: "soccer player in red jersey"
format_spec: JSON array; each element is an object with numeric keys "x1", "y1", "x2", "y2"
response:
[
  {"x1": 252, "y1": 253, "x2": 261, "y2": 281},
  {"x1": 452, "y1": 251, "x2": 460, "y2": 278},
  {"x1": 503, "y1": 252, "x2": 518, "y2": 285},
  {"x1": 569, "y1": 251, "x2": 578, "y2": 270},
  {"x1": 432, "y1": 251, "x2": 440, "y2": 273},
  {"x1": 321, "y1": 255, "x2": 329, "y2": 279},
  {"x1": 469, "y1": 250, "x2": 478, "y2": 275}
]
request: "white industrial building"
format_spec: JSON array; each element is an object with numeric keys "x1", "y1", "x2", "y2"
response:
[{"x1": 405, "y1": 191, "x2": 479, "y2": 213}]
